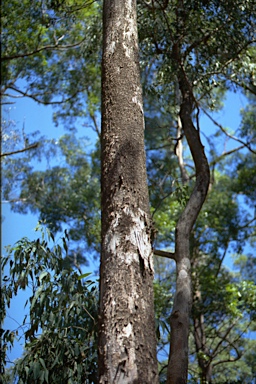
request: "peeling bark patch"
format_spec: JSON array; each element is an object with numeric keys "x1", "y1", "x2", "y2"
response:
[
  {"x1": 104, "y1": 207, "x2": 153, "y2": 272},
  {"x1": 112, "y1": 323, "x2": 138, "y2": 383},
  {"x1": 104, "y1": 2, "x2": 138, "y2": 59},
  {"x1": 122, "y1": 3, "x2": 138, "y2": 57},
  {"x1": 108, "y1": 40, "x2": 116, "y2": 55},
  {"x1": 100, "y1": 205, "x2": 157, "y2": 382},
  {"x1": 132, "y1": 87, "x2": 144, "y2": 115},
  {"x1": 122, "y1": 323, "x2": 132, "y2": 338},
  {"x1": 179, "y1": 269, "x2": 188, "y2": 279}
]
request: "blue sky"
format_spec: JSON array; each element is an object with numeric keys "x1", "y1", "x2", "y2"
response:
[{"x1": 1, "y1": 89, "x2": 251, "y2": 366}]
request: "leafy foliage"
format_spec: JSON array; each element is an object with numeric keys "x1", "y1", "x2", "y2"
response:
[
  {"x1": 2, "y1": 132, "x2": 101, "y2": 262},
  {"x1": 1, "y1": 224, "x2": 98, "y2": 383},
  {"x1": 1, "y1": 0, "x2": 102, "y2": 128}
]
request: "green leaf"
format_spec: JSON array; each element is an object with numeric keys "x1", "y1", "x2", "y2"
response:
[
  {"x1": 39, "y1": 357, "x2": 46, "y2": 370},
  {"x1": 78, "y1": 272, "x2": 91, "y2": 280},
  {"x1": 39, "y1": 271, "x2": 49, "y2": 282}
]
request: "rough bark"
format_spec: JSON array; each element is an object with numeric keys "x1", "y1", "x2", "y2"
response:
[
  {"x1": 167, "y1": 43, "x2": 210, "y2": 384},
  {"x1": 99, "y1": 1, "x2": 159, "y2": 383}
]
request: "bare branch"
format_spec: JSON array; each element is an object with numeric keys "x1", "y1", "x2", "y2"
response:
[
  {"x1": 210, "y1": 145, "x2": 245, "y2": 166},
  {"x1": 214, "y1": 244, "x2": 229, "y2": 279},
  {"x1": 211, "y1": 321, "x2": 237, "y2": 359},
  {"x1": 154, "y1": 249, "x2": 176, "y2": 260},
  {"x1": 231, "y1": 78, "x2": 256, "y2": 96},
  {"x1": 5, "y1": 86, "x2": 81, "y2": 106},
  {"x1": 213, "y1": 347, "x2": 241, "y2": 367},
  {"x1": 151, "y1": 189, "x2": 173, "y2": 217},
  {"x1": 202, "y1": 107, "x2": 256, "y2": 154},
  {"x1": 1, "y1": 36, "x2": 88, "y2": 62},
  {"x1": 1, "y1": 143, "x2": 39, "y2": 157},
  {"x1": 0, "y1": 101, "x2": 16, "y2": 105},
  {"x1": 212, "y1": 325, "x2": 249, "y2": 368}
]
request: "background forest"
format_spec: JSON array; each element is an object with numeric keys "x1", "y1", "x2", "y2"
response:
[{"x1": 1, "y1": 0, "x2": 256, "y2": 383}]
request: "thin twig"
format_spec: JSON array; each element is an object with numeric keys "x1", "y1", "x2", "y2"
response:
[
  {"x1": 202, "y1": 107, "x2": 256, "y2": 154},
  {"x1": 5, "y1": 86, "x2": 81, "y2": 106}
]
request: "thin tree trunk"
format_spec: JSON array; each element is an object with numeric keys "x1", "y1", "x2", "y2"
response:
[
  {"x1": 192, "y1": 255, "x2": 213, "y2": 384},
  {"x1": 167, "y1": 43, "x2": 210, "y2": 384},
  {"x1": 99, "y1": 1, "x2": 159, "y2": 383}
]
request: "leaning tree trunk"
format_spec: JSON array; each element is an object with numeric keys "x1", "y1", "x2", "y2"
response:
[
  {"x1": 167, "y1": 43, "x2": 210, "y2": 384},
  {"x1": 99, "y1": 1, "x2": 159, "y2": 383}
]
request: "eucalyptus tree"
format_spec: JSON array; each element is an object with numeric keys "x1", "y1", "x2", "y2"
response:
[
  {"x1": 2, "y1": 0, "x2": 256, "y2": 383},
  {"x1": 137, "y1": 1, "x2": 255, "y2": 382},
  {"x1": 99, "y1": 0, "x2": 158, "y2": 381}
]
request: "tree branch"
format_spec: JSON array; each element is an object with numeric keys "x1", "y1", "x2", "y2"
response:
[
  {"x1": 1, "y1": 36, "x2": 88, "y2": 62},
  {"x1": 4, "y1": 86, "x2": 81, "y2": 106},
  {"x1": 184, "y1": 31, "x2": 215, "y2": 58},
  {"x1": 212, "y1": 336, "x2": 243, "y2": 367},
  {"x1": 154, "y1": 249, "x2": 176, "y2": 260},
  {"x1": 209, "y1": 145, "x2": 245, "y2": 167},
  {"x1": 211, "y1": 321, "x2": 237, "y2": 359},
  {"x1": 175, "y1": 47, "x2": 210, "y2": 237},
  {"x1": 212, "y1": 328, "x2": 246, "y2": 368},
  {"x1": 201, "y1": 107, "x2": 256, "y2": 154},
  {"x1": 1, "y1": 143, "x2": 39, "y2": 157},
  {"x1": 231, "y1": 78, "x2": 256, "y2": 96}
]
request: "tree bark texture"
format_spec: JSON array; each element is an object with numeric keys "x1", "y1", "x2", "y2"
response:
[
  {"x1": 167, "y1": 43, "x2": 210, "y2": 384},
  {"x1": 99, "y1": 1, "x2": 159, "y2": 383}
]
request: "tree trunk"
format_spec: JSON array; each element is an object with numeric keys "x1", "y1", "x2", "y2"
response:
[
  {"x1": 99, "y1": 1, "x2": 159, "y2": 383},
  {"x1": 192, "y1": 254, "x2": 213, "y2": 384},
  {"x1": 167, "y1": 43, "x2": 210, "y2": 384}
]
